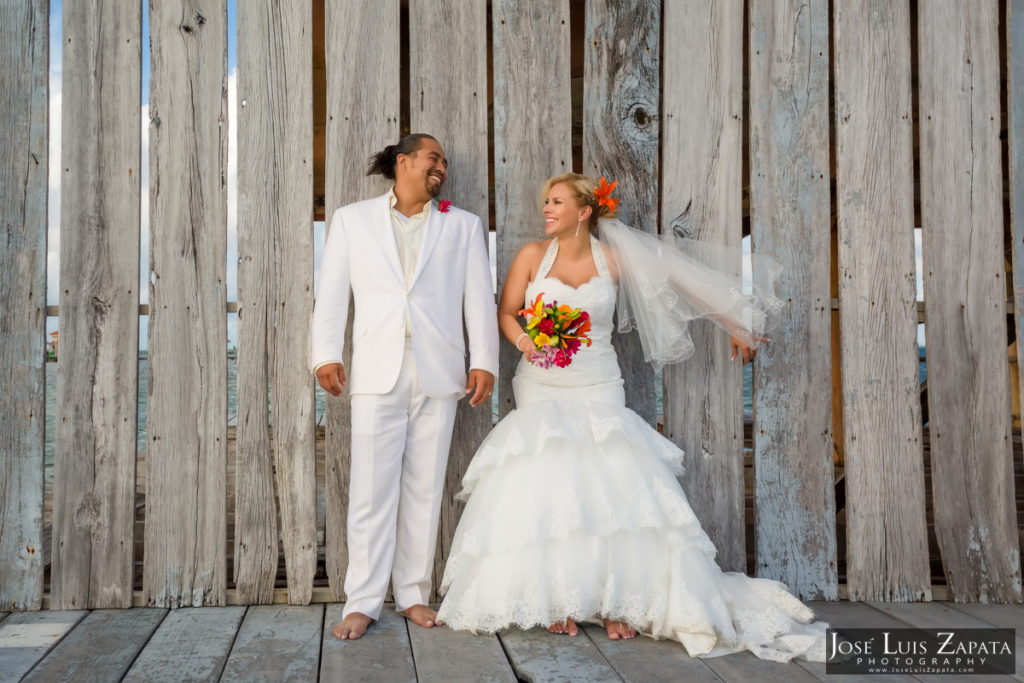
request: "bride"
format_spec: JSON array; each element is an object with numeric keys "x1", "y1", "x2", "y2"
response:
[{"x1": 436, "y1": 173, "x2": 826, "y2": 662}]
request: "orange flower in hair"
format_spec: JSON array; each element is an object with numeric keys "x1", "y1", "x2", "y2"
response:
[{"x1": 594, "y1": 176, "x2": 619, "y2": 212}]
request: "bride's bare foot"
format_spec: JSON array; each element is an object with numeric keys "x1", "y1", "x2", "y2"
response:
[
  {"x1": 547, "y1": 618, "x2": 578, "y2": 636},
  {"x1": 400, "y1": 604, "x2": 441, "y2": 628},
  {"x1": 333, "y1": 612, "x2": 373, "y2": 640},
  {"x1": 603, "y1": 618, "x2": 637, "y2": 640}
]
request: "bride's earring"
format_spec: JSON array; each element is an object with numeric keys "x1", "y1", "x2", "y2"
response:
[{"x1": 575, "y1": 221, "x2": 582, "y2": 238}]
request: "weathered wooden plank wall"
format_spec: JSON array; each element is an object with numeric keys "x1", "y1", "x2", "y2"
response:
[
  {"x1": 4, "y1": 0, "x2": 1023, "y2": 610},
  {"x1": 833, "y1": 0, "x2": 931, "y2": 601},
  {"x1": 918, "y1": 0, "x2": 1022, "y2": 603},
  {"x1": 0, "y1": 0, "x2": 48, "y2": 612},
  {"x1": 493, "y1": 0, "x2": 573, "y2": 418},
  {"x1": 408, "y1": 0, "x2": 492, "y2": 600},
  {"x1": 749, "y1": 0, "x2": 837, "y2": 599},
  {"x1": 661, "y1": 0, "x2": 747, "y2": 573},
  {"x1": 144, "y1": 0, "x2": 229, "y2": 608},
  {"x1": 323, "y1": 0, "x2": 400, "y2": 600},
  {"x1": 583, "y1": 0, "x2": 659, "y2": 426},
  {"x1": 51, "y1": 0, "x2": 140, "y2": 611},
  {"x1": 236, "y1": 0, "x2": 316, "y2": 606}
]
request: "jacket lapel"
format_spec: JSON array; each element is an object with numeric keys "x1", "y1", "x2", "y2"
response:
[{"x1": 409, "y1": 200, "x2": 442, "y2": 290}]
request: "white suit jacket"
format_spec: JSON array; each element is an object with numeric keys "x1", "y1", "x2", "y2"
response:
[{"x1": 311, "y1": 193, "x2": 499, "y2": 397}]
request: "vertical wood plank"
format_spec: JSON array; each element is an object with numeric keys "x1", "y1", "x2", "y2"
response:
[
  {"x1": 748, "y1": 0, "x2": 837, "y2": 599},
  {"x1": 1011, "y1": 0, "x2": 1024, "y2": 461},
  {"x1": 0, "y1": 0, "x2": 47, "y2": 612},
  {"x1": 237, "y1": 0, "x2": 317, "y2": 606},
  {"x1": 409, "y1": 0, "x2": 491, "y2": 600},
  {"x1": 493, "y1": 0, "x2": 573, "y2": 418},
  {"x1": 660, "y1": 0, "x2": 746, "y2": 572},
  {"x1": 234, "y1": 0, "x2": 276, "y2": 604},
  {"x1": 52, "y1": 0, "x2": 140, "y2": 610},
  {"x1": 583, "y1": 0, "x2": 659, "y2": 425},
  {"x1": 267, "y1": 0, "x2": 317, "y2": 604},
  {"x1": 833, "y1": 0, "x2": 931, "y2": 601},
  {"x1": 145, "y1": 0, "x2": 229, "y2": 608},
  {"x1": 323, "y1": 0, "x2": 400, "y2": 599},
  {"x1": 918, "y1": 0, "x2": 1022, "y2": 603}
]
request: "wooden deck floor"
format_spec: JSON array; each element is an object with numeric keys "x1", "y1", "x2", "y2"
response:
[{"x1": 0, "y1": 601, "x2": 1021, "y2": 682}]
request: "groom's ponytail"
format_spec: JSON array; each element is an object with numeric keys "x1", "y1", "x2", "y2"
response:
[{"x1": 366, "y1": 133, "x2": 437, "y2": 180}]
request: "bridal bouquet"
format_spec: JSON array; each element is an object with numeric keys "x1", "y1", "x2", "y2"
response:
[{"x1": 518, "y1": 293, "x2": 592, "y2": 368}]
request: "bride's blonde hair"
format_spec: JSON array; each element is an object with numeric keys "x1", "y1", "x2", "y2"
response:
[{"x1": 540, "y1": 173, "x2": 619, "y2": 229}]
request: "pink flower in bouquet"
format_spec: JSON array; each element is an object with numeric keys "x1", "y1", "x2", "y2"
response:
[
  {"x1": 552, "y1": 349, "x2": 571, "y2": 368},
  {"x1": 563, "y1": 337, "x2": 581, "y2": 356},
  {"x1": 537, "y1": 318, "x2": 556, "y2": 335}
]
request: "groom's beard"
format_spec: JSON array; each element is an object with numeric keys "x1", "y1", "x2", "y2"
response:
[{"x1": 425, "y1": 178, "x2": 443, "y2": 198}]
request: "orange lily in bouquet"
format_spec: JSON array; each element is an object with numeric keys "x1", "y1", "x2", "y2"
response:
[{"x1": 518, "y1": 292, "x2": 592, "y2": 368}]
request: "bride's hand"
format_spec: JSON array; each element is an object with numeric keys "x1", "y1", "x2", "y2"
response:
[
  {"x1": 729, "y1": 333, "x2": 768, "y2": 365},
  {"x1": 515, "y1": 332, "x2": 537, "y2": 364}
]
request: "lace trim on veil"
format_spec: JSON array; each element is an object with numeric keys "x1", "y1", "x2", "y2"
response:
[{"x1": 597, "y1": 218, "x2": 784, "y2": 370}]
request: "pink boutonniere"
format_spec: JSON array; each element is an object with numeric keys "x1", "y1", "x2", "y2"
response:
[{"x1": 438, "y1": 200, "x2": 452, "y2": 213}]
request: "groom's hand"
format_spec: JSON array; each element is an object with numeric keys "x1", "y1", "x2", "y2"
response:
[
  {"x1": 316, "y1": 362, "x2": 346, "y2": 396},
  {"x1": 465, "y1": 369, "x2": 494, "y2": 407}
]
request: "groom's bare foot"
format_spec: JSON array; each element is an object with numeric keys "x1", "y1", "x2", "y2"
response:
[
  {"x1": 547, "y1": 618, "x2": 578, "y2": 636},
  {"x1": 603, "y1": 618, "x2": 636, "y2": 640},
  {"x1": 333, "y1": 612, "x2": 372, "y2": 640},
  {"x1": 400, "y1": 604, "x2": 441, "y2": 628}
]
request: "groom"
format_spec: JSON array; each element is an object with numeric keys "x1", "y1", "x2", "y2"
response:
[{"x1": 311, "y1": 133, "x2": 498, "y2": 640}]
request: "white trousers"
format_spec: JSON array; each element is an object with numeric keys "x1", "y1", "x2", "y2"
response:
[{"x1": 342, "y1": 341, "x2": 459, "y2": 619}]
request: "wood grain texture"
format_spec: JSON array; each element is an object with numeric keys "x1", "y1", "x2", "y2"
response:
[
  {"x1": 580, "y1": 623, "x2": 721, "y2": 682},
  {"x1": 406, "y1": 618, "x2": 515, "y2": 682},
  {"x1": 51, "y1": 0, "x2": 140, "y2": 610},
  {"x1": 23, "y1": 608, "x2": 166, "y2": 683},
  {"x1": 236, "y1": 0, "x2": 317, "y2": 606},
  {"x1": 0, "y1": 610, "x2": 87, "y2": 681},
  {"x1": 0, "y1": 0, "x2": 47, "y2": 612},
  {"x1": 1012, "y1": 0, "x2": 1024, "y2": 484},
  {"x1": 323, "y1": 0, "x2": 400, "y2": 599},
  {"x1": 660, "y1": 0, "x2": 746, "y2": 572},
  {"x1": 700, "y1": 651, "x2": 821, "y2": 683},
  {"x1": 493, "y1": 0, "x2": 573, "y2": 418},
  {"x1": 122, "y1": 606, "x2": 246, "y2": 682},
  {"x1": 219, "y1": 605, "x2": 324, "y2": 681},
  {"x1": 498, "y1": 628, "x2": 620, "y2": 683},
  {"x1": 833, "y1": 0, "x2": 931, "y2": 601},
  {"x1": 320, "y1": 604, "x2": 415, "y2": 683},
  {"x1": 919, "y1": 0, "x2": 1022, "y2": 604},
  {"x1": 583, "y1": 0, "x2": 659, "y2": 425},
  {"x1": 409, "y1": 0, "x2": 491, "y2": 604},
  {"x1": 748, "y1": 0, "x2": 837, "y2": 599},
  {"x1": 144, "y1": 0, "x2": 229, "y2": 608}
]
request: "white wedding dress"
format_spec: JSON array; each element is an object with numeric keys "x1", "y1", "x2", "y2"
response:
[{"x1": 437, "y1": 236, "x2": 827, "y2": 662}]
